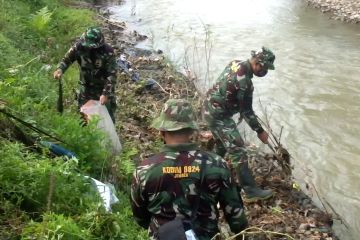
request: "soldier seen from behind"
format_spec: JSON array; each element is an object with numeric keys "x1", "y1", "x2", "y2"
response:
[
  {"x1": 203, "y1": 47, "x2": 276, "y2": 202},
  {"x1": 53, "y1": 27, "x2": 117, "y2": 122},
  {"x1": 131, "y1": 99, "x2": 247, "y2": 240}
]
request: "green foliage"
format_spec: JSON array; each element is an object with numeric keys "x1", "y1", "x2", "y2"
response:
[
  {"x1": 0, "y1": 34, "x2": 23, "y2": 76},
  {"x1": 29, "y1": 6, "x2": 53, "y2": 35},
  {"x1": 22, "y1": 213, "x2": 92, "y2": 240},
  {"x1": 108, "y1": 143, "x2": 138, "y2": 191},
  {"x1": 118, "y1": 145, "x2": 137, "y2": 177},
  {"x1": 0, "y1": 0, "x2": 109, "y2": 178},
  {"x1": 0, "y1": 0, "x2": 149, "y2": 238},
  {"x1": 21, "y1": 194, "x2": 148, "y2": 240},
  {"x1": 104, "y1": 193, "x2": 148, "y2": 240},
  {"x1": 0, "y1": 200, "x2": 29, "y2": 239},
  {"x1": 0, "y1": 141, "x2": 102, "y2": 215},
  {"x1": 33, "y1": 112, "x2": 112, "y2": 178}
]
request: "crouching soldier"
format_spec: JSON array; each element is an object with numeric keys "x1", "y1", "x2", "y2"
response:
[
  {"x1": 203, "y1": 47, "x2": 276, "y2": 202},
  {"x1": 131, "y1": 99, "x2": 247, "y2": 240}
]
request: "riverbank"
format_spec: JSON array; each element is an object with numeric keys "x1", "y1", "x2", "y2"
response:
[
  {"x1": 96, "y1": 2, "x2": 340, "y2": 239},
  {"x1": 305, "y1": 0, "x2": 360, "y2": 23}
]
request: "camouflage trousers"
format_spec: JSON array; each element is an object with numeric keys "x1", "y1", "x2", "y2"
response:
[
  {"x1": 203, "y1": 112, "x2": 248, "y2": 166},
  {"x1": 77, "y1": 86, "x2": 117, "y2": 123}
]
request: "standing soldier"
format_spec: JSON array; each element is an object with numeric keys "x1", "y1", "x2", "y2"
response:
[
  {"x1": 53, "y1": 27, "x2": 117, "y2": 122},
  {"x1": 204, "y1": 47, "x2": 276, "y2": 202},
  {"x1": 131, "y1": 99, "x2": 247, "y2": 240}
]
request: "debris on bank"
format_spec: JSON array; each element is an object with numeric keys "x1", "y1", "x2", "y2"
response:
[
  {"x1": 96, "y1": 3, "x2": 339, "y2": 239},
  {"x1": 305, "y1": 0, "x2": 360, "y2": 23}
]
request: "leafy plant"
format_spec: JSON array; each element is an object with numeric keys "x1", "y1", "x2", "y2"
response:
[
  {"x1": 22, "y1": 213, "x2": 92, "y2": 240},
  {"x1": 30, "y1": 6, "x2": 53, "y2": 35},
  {"x1": 0, "y1": 141, "x2": 102, "y2": 215},
  {"x1": 111, "y1": 144, "x2": 138, "y2": 190},
  {"x1": 0, "y1": 0, "x2": 151, "y2": 238}
]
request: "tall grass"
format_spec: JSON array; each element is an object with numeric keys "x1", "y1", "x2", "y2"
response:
[{"x1": 0, "y1": 0, "x2": 147, "y2": 239}]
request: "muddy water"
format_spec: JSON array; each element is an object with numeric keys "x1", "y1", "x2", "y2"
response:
[{"x1": 109, "y1": 0, "x2": 360, "y2": 238}]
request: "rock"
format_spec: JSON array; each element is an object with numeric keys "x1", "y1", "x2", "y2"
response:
[
  {"x1": 167, "y1": 75, "x2": 175, "y2": 81},
  {"x1": 285, "y1": 226, "x2": 294, "y2": 233},
  {"x1": 319, "y1": 226, "x2": 330, "y2": 233},
  {"x1": 302, "y1": 198, "x2": 311, "y2": 206},
  {"x1": 299, "y1": 223, "x2": 310, "y2": 231}
]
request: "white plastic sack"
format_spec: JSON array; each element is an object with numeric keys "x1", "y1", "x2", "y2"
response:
[
  {"x1": 80, "y1": 100, "x2": 122, "y2": 155},
  {"x1": 185, "y1": 230, "x2": 198, "y2": 240},
  {"x1": 85, "y1": 176, "x2": 119, "y2": 212}
]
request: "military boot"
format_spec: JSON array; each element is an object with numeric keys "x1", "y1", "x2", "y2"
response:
[{"x1": 237, "y1": 161, "x2": 273, "y2": 202}]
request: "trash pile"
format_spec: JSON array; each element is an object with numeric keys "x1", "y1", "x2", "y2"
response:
[{"x1": 117, "y1": 54, "x2": 158, "y2": 90}]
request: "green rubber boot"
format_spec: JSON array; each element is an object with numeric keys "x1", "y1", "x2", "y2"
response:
[{"x1": 237, "y1": 161, "x2": 273, "y2": 202}]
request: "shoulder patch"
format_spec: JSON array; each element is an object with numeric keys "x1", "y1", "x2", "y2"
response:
[{"x1": 236, "y1": 65, "x2": 246, "y2": 77}]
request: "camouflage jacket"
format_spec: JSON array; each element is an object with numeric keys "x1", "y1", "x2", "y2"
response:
[
  {"x1": 131, "y1": 143, "x2": 247, "y2": 240},
  {"x1": 205, "y1": 60, "x2": 264, "y2": 133},
  {"x1": 57, "y1": 42, "x2": 117, "y2": 97}
]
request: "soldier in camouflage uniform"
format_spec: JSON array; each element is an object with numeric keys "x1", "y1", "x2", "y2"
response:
[
  {"x1": 203, "y1": 47, "x2": 276, "y2": 202},
  {"x1": 53, "y1": 27, "x2": 117, "y2": 122},
  {"x1": 131, "y1": 99, "x2": 247, "y2": 240}
]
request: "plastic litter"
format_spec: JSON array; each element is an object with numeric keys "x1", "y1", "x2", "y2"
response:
[
  {"x1": 86, "y1": 177, "x2": 119, "y2": 212},
  {"x1": 39, "y1": 141, "x2": 119, "y2": 212},
  {"x1": 80, "y1": 100, "x2": 122, "y2": 155},
  {"x1": 185, "y1": 229, "x2": 198, "y2": 240},
  {"x1": 117, "y1": 54, "x2": 146, "y2": 83},
  {"x1": 117, "y1": 54, "x2": 140, "y2": 82},
  {"x1": 131, "y1": 71, "x2": 140, "y2": 82},
  {"x1": 117, "y1": 54, "x2": 132, "y2": 74},
  {"x1": 144, "y1": 78, "x2": 157, "y2": 90}
]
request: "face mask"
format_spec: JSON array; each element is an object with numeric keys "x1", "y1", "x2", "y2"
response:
[{"x1": 255, "y1": 68, "x2": 268, "y2": 77}]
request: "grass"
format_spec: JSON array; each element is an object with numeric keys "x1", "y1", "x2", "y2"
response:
[{"x1": 0, "y1": 0, "x2": 147, "y2": 239}]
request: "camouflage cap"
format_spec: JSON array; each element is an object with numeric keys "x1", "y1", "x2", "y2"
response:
[
  {"x1": 151, "y1": 99, "x2": 199, "y2": 131},
  {"x1": 251, "y1": 47, "x2": 275, "y2": 70},
  {"x1": 80, "y1": 27, "x2": 105, "y2": 48}
]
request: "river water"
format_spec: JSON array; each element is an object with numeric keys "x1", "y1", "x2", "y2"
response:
[{"x1": 108, "y1": 0, "x2": 360, "y2": 239}]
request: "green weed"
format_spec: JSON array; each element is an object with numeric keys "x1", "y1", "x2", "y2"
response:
[{"x1": 0, "y1": 0, "x2": 150, "y2": 238}]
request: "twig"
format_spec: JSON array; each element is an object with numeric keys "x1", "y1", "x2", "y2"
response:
[
  {"x1": 257, "y1": 99, "x2": 281, "y2": 146},
  {"x1": 279, "y1": 126, "x2": 283, "y2": 143},
  {"x1": 46, "y1": 173, "x2": 56, "y2": 212},
  {"x1": 5, "y1": 56, "x2": 40, "y2": 72},
  {"x1": 257, "y1": 116, "x2": 280, "y2": 147},
  {"x1": 151, "y1": 79, "x2": 169, "y2": 95}
]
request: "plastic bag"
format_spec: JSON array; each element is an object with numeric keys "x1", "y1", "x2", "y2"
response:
[
  {"x1": 80, "y1": 100, "x2": 122, "y2": 155},
  {"x1": 86, "y1": 176, "x2": 119, "y2": 212},
  {"x1": 185, "y1": 230, "x2": 198, "y2": 240}
]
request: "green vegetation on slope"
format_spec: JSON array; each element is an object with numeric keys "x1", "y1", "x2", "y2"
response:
[{"x1": 0, "y1": 0, "x2": 147, "y2": 239}]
